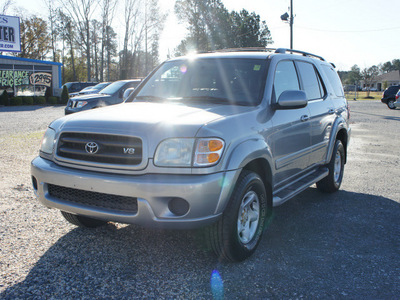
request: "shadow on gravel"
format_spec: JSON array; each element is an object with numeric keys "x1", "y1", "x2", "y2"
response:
[
  {"x1": 2, "y1": 189, "x2": 399, "y2": 299},
  {"x1": 0, "y1": 105, "x2": 61, "y2": 113},
  {"x1": 351, "y1": 109, "x2": 400, "y2": 121}
]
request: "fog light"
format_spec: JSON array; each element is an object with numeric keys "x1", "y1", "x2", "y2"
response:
[
  {"x1": 168, "y1": 198, "x2": 190, "y2": 216},
  {"x1": 32, "y1": 176, "x2": 38, "y2": 191}
]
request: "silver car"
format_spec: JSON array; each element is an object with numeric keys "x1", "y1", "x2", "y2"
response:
[{"x1": 31, "y1": 49, "x2": 350, "y2": 261}]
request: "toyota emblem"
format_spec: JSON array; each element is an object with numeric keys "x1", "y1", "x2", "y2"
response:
[{"x1": 85, "y1": 142, "x2": 99, "y2": 154}]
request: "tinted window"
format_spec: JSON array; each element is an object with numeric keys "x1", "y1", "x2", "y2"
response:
[
  {"x1": 135, "y1": 58, "x2": 267, "y2": 106},
  {"x1": 322, "y1": 65, "x2": 344, "y2": 97},
  {"x1": 274, "y1": 61, "x2": 300, "y2": 100},
  {"x1": 100, "y1": 81, "x2": 129, "y2": 95},
  {"x1": 297, "y1": 61, "x2": 324, "y2": 100}
]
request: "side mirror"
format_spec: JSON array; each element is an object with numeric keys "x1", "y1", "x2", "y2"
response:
[
  {"x1": 122, "y1": 88, "x2": 135, "y2": 101},
  {"x1": 276, "y1": 90, "x2": 308, "y2": 109}
]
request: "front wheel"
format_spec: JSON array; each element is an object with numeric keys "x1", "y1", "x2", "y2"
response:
[
  {"x1": 387, "y1": 100, "x2": 396, "y2": 109},
  {"x1": 317, "y1": 140, "x2": 345, "y2": 193},
  {"x1": 207, "y1": 171, "x2": 269, "y2": 262},
  {"x1": 61, "y1": 211, "x2": 108, "y2": 228}
]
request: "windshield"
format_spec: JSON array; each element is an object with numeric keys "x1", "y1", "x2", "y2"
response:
[
  {"x1": 94, "y1": 82, "x2": 110, "y2": 91},
  {"x1": 100, "y1": 81, "x2": 127, "y2": 95},
  {"x1": 134, "y1": 58, "x2": 267, "y2": 106}
]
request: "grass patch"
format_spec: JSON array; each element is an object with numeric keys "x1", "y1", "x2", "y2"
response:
[{"x1": 345, "y1": 91, "x2": 382, "y2": 101}]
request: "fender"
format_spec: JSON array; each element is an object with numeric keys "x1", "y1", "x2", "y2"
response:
[
  {"x1": 224, "y1": 138, "x2": 273, "y2": 171},
  {"x1": 214, "y1": 138, "x2": 274, "y2": 215},
  {"x1": 325, "y1": 116, "x2": 350, "y2": 164}
]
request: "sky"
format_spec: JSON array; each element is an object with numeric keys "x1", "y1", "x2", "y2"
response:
[{"x1": 6, "y1": 0, "x2": 400, "y2": 71}]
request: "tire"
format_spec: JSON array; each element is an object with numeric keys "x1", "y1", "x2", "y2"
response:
[
  {"x1": 207, "y1": 170, "x2": 268, "y2": 262},
  {"x1": 387, "y1": 100, "x2": 396, "y2": 109},
  {"x1": 317, "y1": 140, "x2": 345, "y2": 193},
  {"x1": 61, "y1": 211, "x2": 107, "y2": 228}
]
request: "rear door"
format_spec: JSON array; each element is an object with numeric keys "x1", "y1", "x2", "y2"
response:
[
  {"x1": 296, "y1": 61, "x2": 335, "y2": 166},
  {"x1": 270, "y1": 60, "x2": 312, "y2": 187}
]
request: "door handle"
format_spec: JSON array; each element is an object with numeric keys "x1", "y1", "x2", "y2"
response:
[
  {"x1": 300, "y1": 115, "x2": 310, "y2": 122},
  {"x1": 328, "y1": 108, "x2": 335, "y2": 114}
]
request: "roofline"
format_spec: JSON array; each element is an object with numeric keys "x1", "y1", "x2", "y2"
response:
[{"x1": 0, "y1": 55, "x2": 63, "y2": 66}]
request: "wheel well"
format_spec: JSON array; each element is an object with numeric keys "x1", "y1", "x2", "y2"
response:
[
  {"x1": 336, "y1": 129, "x2": 348, "y2": 163},
  {"x1": 242, "y1": 159, "x2": 272, "y2": 207}
]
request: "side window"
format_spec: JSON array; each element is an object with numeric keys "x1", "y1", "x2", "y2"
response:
[
  {"x1": 274, "y1": 60, "x2": 300, "y2": 100},
  {"x1": 297, "y1": 61, "x2": 325, "y2": 100},
  {"x1": 321, "y1": 65, "x2": 344, "y2": 97}
]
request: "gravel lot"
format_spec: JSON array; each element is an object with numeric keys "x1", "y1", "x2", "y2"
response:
[{"x1": 0, "y1": 101, "x2": 399, "y2": 299}]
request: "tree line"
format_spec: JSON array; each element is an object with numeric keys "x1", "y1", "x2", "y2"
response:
[
  {"x1": 1, "y1": 0, "x2": 273, "y2": 84},
  {"x1": 339, "y1": 59, "x2": 400, "y2": 93}
]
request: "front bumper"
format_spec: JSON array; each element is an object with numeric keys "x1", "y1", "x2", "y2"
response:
[
  {"x1": 31, "y1": 157, "x2": 238, "y2": 229},
  {"x1": 394, "y1": 99, "x2": 400, "y2": 108}
]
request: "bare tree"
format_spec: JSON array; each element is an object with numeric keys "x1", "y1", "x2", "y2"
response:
[
  {"x1": 121, "y1": 0, "x2": 142, "y2": 79},
  {"x1": 99, "y1": 0, "x2": 117, "y2": 81},
  {"x1": 43, "y1": 0, "x2": 59, "y2": 62},
  {"x1": 62, "y1": 0, "x2": 98, "y2": 81},
  {"x1": 1, "y1": 0, "x2": 13, "y2": 14}
]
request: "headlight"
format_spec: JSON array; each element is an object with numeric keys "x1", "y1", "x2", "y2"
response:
[
  {"x1": 40, "y1": 128, "x2": 56, "y2": 154},
  {"x1": 77, "y1": 101, "x2": 88, "y2": 108},
  {"x1": 154, "y1": 138, "x2": 224, "y2": 167},
  {"x1": 154, "y1": 138, "x2": 194, "y2": 167}
]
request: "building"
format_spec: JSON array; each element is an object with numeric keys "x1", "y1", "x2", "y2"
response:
[
  {"x1": 0, "y1": 55, "x2": 62, "y2": 97},
  {"x1": 373, "y1": 71, "x2": 400, "y2": 91}
]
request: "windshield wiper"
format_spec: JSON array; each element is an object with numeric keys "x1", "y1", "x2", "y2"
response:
[
  {"x1": 183, "y1": 96, "x2": 230, "y2": 104},
  {"x1": 135, "y1": 95, "x2": 166, "y2": 101}
]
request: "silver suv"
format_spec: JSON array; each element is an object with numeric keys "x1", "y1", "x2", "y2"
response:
[{"x1": 31, "y1": 49, "x2": 350, "y2": 262}]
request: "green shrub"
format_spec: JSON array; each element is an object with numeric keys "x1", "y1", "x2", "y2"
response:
[
  {"x1": 34, "y1": 96, "x2": 46, "y2": 105},
  {"x1": 10, "y1": 96, "x2": 22, "y2": 106},
  {"x1": 60, "y1": 85, "x2": 69, "y2": 104},
  {"x1": 47, "y1": 96, "x2": 58, "y2": 105},
  {"x1": 22, "y1": 96, "x2": 34, "y2": 105},
  {"x1": 0, "y1": 90, "x2": 9, "y2": 106}
]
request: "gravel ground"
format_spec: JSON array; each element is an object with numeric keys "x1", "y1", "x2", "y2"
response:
[{"x1": 0, "y1": 102, "x2": 399, "y2": 299}]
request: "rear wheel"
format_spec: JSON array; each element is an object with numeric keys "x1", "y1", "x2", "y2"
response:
[
  {"x1": 387, "y1": 100, "x2": 396, "y2": 109},
  {"x1": 207, "y1": 171, "x2": 268, "y2": 262},
  {"x1": 61, "y1": 211, "x2": 107, "y2": 228},
  {"x1": 317, "y1": 140, "x2": 345, "y2": 193}
]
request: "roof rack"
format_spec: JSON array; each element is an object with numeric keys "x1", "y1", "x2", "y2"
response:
[
  {"x1": 212, "y1": 47, "x2": 326, "y2": 62},
  {"x1": 213, "y1": 47, "x2": 276, "y2": 53},
  {"x1": 269, "y1": 48, "x2": 326, "y2": 62}
]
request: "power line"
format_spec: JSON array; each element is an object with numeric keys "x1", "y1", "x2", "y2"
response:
[{"x1": 296, "y1": 25, "x2": 400, "y2": 33}]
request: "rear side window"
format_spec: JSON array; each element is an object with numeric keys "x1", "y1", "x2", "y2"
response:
[
  {"x1": 274, "y1": 61, "x2": 300, "y2": 100},
  {"x1": 296, "y1": 61, "x2": 325, "y2": 100},
  {"x1": 321, "y1": 65, "x2": 344, "y2": 97}
]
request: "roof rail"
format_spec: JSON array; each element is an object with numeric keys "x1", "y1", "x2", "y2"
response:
[
  {"x1": 210, "y1": 47, "x2": 327, "y2": 62},
  {"x1": 270, "y1": 48, "x2": 326, "y2": 61},
  {"x1": 213, "y1": 47, "x2": 276, "y2": 53}
]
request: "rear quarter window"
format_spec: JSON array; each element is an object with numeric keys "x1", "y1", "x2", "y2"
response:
[{"x1": 321, "y1": 65, "x2": 344, "y2": 97}]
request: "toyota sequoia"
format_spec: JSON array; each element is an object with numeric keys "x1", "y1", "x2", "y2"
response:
[{"x1": 31, "y1": 48, "x2": 351, "y2": 262}]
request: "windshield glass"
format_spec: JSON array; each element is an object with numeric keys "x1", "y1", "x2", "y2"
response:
[
  {"x1": 94, "y1": 82, "x2": 110, "y2": 91},
  {"x1": 134, "y1": 58, "x2": 267, "y2": 106},
  {"x1": 100, "y1": 81, "x2": 127, "y2": 95}
]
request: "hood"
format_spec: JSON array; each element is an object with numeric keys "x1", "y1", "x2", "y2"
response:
[
  {"x1": 52, "y1": 102, "x2": 254, "y2": 152},
  {"x1": 69, "y1": 93, "x2": 111, "y2": 101}
]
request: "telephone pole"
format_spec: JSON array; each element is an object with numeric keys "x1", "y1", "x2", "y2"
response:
[{"x1": 281, "y1": 0, "x2": 294, "y2": 49}]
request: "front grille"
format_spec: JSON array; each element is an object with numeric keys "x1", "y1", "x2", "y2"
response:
[
  {"x1": 48, "y1": 184, "x2": 138, "y2": 213},
  {"x1": 57, "y1": 132, "x2": 142, "y2": 165}
]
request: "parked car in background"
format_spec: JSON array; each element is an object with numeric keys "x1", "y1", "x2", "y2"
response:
[
  {"x1": 64, "y1": 79, "x2": 141, "y2": 115},
  {"x1": 63, "y1": 82, "x2": 98, "y2": 94},
  {"x1": 381, "y1": 85, "x2": 400, "y2": 109},
  {"x1": 69, "y1": 82, "x2": 111, "y2": 97},
  {"x1": 393, "y1": 90, "x2": 400, "y2": 109}
]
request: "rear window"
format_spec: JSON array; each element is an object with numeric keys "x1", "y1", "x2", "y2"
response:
[
  {"x1": 297, "y1": 61, "x2": 325, "y2": 100},
  {"x1": 321, "y1": 65, "x2": 344, "y2": 97}
]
